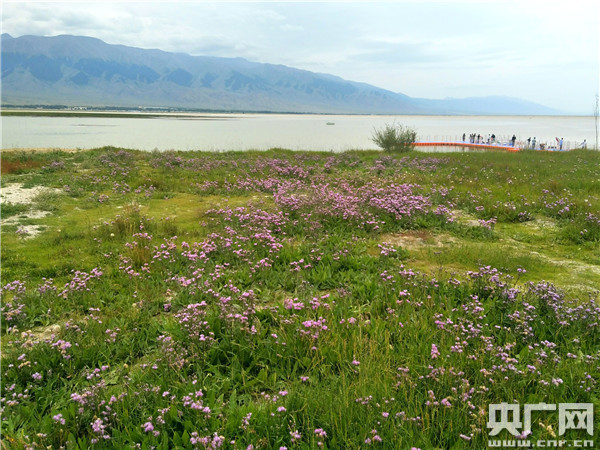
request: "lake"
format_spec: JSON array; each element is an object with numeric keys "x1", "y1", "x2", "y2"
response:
[{"x1": 1, "y1": 113, "x2": 595, "y2": 151}]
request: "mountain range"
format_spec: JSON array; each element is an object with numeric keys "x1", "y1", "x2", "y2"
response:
[{"x1": 1, "y1": 34, "x2": 560, "y2": 115}]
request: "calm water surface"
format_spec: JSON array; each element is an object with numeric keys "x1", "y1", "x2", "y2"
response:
[{"x1": 1, "y1": 114, "x2": 594, "y2": 151}]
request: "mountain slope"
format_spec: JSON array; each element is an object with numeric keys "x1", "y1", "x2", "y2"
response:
[
  {"x1": 413, "y1": 95, "x2": 559, "y2": 116},
  {"x1": 1, "y1": 34, "x2": 559, "y2": 115}
]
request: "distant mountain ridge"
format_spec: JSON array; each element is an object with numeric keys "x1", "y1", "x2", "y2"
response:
[{"x1": 1, "y1": 34, "x2": 561, "y2": 115}]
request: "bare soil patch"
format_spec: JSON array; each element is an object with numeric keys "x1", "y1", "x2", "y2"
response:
[
  {"x1": 1, "y1": 183, "x2": 59, "y2": 205},
  {"x1": 380, "y1": 231, "x2": 457, "y2": 251},
  {"x1": 1, "y1": 183, "x2": 62, "y2": 238},
  {"x1": 450, "y1": 209, "x2": 480, "y2": 226}
]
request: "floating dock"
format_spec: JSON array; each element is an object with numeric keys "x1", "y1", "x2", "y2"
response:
[{"x1": 414, "y1": 142, "x2": 520, "y2": 152}]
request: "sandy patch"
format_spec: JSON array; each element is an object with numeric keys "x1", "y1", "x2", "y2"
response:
[
  {"x1": 380, "y1": 231, "x2": 457, "y2": 251},
  {"x1": 2, "y1": 210, "x2": 52, "y2": 225},
  {"x1": 1, "y1": 183, "x2": 60, "y2": 205},
  {"x1": 13, "y1": 224, "x2": 48, "y2": 238},
  {"x1": 528, "y1": 250, "x2": 600, "y2": 276},
  {"x1": 522, "y1": 217, "x2": 558, "y2": 231},
  {"x1": 1, "y1": 183, "x2": 62, "y2": 238},
  {"x1": 450, "y1": 209, "x2": 480, "y2": 227}
]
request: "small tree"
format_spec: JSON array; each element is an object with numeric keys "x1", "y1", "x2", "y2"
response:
[{"x1": 371, "y1": 123, "x2": 417, "y2": 153}]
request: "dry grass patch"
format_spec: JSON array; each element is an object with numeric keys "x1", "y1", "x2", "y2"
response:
[{"x1": 379, "y1": 230, "x2": 457, "y2": 251}]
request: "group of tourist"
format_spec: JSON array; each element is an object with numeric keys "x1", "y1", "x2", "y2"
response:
[
  {"x1": 463, "y1": 133, "x2": 496, "y2": 144},
  {"x1": 461, "y1": 132, "x2": 517, "y2": 146},
  {"x1": 525, "y1": 137, "x2": 588, "y2": 151},
  {"x1": 460, "y1": 133, "x2": 589, "y2": 150},
  {"x1": 525, "y1": 136, "x2": 568, "y2": 150}
]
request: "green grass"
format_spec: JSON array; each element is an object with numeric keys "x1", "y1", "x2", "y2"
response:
[
  {"x1": 1, "y1": 202, "x2": 30, "y2": 218},
  {"x1": 1, "y1": 147, "x2": 599, "y2": 449}
]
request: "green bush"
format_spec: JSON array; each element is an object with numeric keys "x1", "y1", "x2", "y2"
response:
[{"x1": 371, "y1": 123, "x2": 417, "y2": 153}]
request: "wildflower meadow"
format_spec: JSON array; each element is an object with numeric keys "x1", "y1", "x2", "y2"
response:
[{"x1": 1, "y1": 147, "x2": 599, "y2": 448}]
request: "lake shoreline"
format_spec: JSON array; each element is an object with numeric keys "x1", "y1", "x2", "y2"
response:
[
  {"x1": 3, "y1": 114, "x2": 594, "y2": 151},
  {"x1": 3, "y1": 108, "x2": 594, "y2": 118}
]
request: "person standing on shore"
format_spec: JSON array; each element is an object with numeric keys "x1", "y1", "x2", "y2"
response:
[
  {"x1": 580, "y1": 139, "x2": 587, "y2": 149},
  {"x1": 527, "y1": 137, "x2": 531, "y2": 149},
  {"x1": 559, "y1": 138, "x2": 563, "y2": 150},
  {"x1": 511, "y1": 135, "x2": 517, "y2": 147},
  {"x1": 532, "y1": 137, "x2": 536, "y2": 149},
  {"x1": 462, "y1": 133, "x2": 466, "y2": 142}
]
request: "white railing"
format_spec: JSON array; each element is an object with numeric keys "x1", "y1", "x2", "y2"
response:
[{"x1": 416, "y1": 135, "x2": 584, "y2": 150}]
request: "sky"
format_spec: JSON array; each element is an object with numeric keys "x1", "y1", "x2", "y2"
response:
[{"x1": 1, "y1": 0, "x2": 599, "y2": 114}]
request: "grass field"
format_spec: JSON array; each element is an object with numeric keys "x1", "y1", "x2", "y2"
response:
[{"x1": 1, "y1": 147, "x2": 599, "y2": 449}]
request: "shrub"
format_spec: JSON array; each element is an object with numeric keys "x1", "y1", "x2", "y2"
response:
[{"x1": 371, "y1": 123, "x2": 417, "y2": 153}]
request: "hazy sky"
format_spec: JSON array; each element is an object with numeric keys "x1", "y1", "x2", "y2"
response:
[{"x1": 2, "y1": 0, "x2": 599, "y2": 113}]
